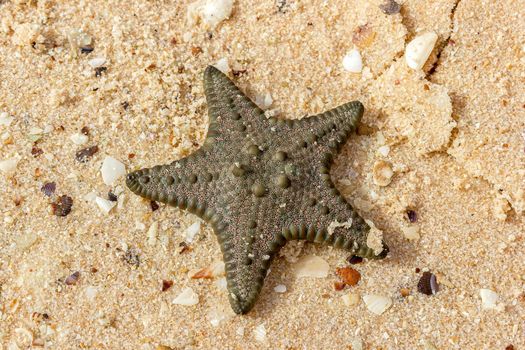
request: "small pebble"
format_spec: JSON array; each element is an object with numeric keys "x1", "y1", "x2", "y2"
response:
[
  {"x1": 363, "y1": 294, "x2": 392, "y2": 315},
  {"x1": 406, "y1": 209, "x2": 417, "y2": 223},
  {"x1": 214, "y1": 57, "x2": 230, "y2": 73},
  {"x1": 64, "y1": 271, "x2": 80, "y2": 285},
  {"x1": 273, "y1": 284, "x2": 287, "y2": 293},
  {"x1": 379, "y1": 0, "x2": 401, "y2": 14},
  {"x1": 80, "y1": 46, "x2": 94, "y2": 54},
  {"x1": 31, "y1": 146, "x2": 44, "y2": 157},
  {"x1": 88, "y1": 57, "x2": 106, "y2": 68},
  {"x1": 147, "y1": 221, "x2": 158, "y2": 246},
  {"x1": 100, "y1": 156, "x2": 126, "y2": 185},
  {"x1": 75, "y1": 145, "x2": 99, "y2": 163},
  {"x1": 372, "y1": 160, "x2": 394, "y2": 187},
  {"x1": 352, "y1": 24, "x2": 376, "y2": 49},
  {"x1": 185, "y1": 221, "x2": 201, "y2": 243},
  {"x1": 188, "y1": 0, "x2": 234, "y2": 29},
  {"x1": 41, "y1": 182, "x2": 56, "y2": 197},
  {"x1": 253, "y1": 324, "x2": 267, "y2": 343},
  {"x1": 480, "y1": 288, "x2": 501, "y2": 310},
  {"x1": 342, "y1": 49, "x2": 363, "y2": 73},
  {"x1": 94, "y1": 66, "x2": 107, "y2": 77},
  {"x1": 150, "y1": 200, "x2": 160, "y2": 211},
  {"x1": 418, "y1": 271, "x2": 439, "y2": 295},
  {"x1": 377, "y1": 145, "x2": 390, "y2": 157},
  {"x1": 173, "y1": 287, "x2": 199, "y2": 306},
  {"x1": 347, "y1": 255, "x2": 363, "y2": 264},
  {"x1": 95, "y1": 196, "x2": 116, "y2": 214},
  {"x1": 402, "y1": 225, "x2": 420, "y2": 241},
  {"x1": 70, "y1": 132, "x2": 88, "y2": 145},
  {"x1": 405, "y1": 32, "x2": 438, "y2": 70},
  {"x1": 52, "y1": 195, "x2": 73, "y2": 217},
  {"x1": 161, "y1": 280, "x2": 174, "y2": 292},
  {"x1": 400, "y1": 288, "x2": 411, "y2": 297},
  {"x1": 342, "y1": 292, "x2": 360, "y2": 306},
  {"x1": 0, "y1": 112, "x2": 14, "y2": 126},
  {"x1": 0, "y1": 156, "x2": 19, "y2": 174},
  {"x1": 294, "y1": 255, "x2": 329, "y2": 278},
  {"x1": 335, "y1": 267, "x2": 361, "y2": 286},
  {"x1": 107, "y1": 191, "x2": 118, "y2": 201}
]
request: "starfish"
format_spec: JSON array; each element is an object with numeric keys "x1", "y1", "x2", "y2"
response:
[{"x1": 126, "y1": 66, "x2": 389, "y2": 314}]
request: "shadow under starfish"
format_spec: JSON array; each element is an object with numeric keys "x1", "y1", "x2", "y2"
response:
[{"x1": 126, "y1": 66, "x2": 389, "y2": 314}]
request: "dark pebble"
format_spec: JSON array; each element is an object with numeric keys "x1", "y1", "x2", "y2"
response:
[
  {"x1": 161, "y1": 280, "x2": 174, "y2": 292},
  {"x1": 41, "y1": 182, "x2": 56, "y2": 197},
  {"x1": 108, "y1": 191, "x2": 118, "y2": 202},
  {"x1": 80, "y1": 47, "x2": 94, "y2": 54},
  {"x1": 52, "y1": 195, "x2": 73, "y2": 217},
  {"x1": 417, "y1": 271, "x2": 439, "y2": 295},
  {"x1": 31, "y1": 146, "x2": 44, "y2": 157},
  {"x1": 379, "y1": 0, "x2": 401, "y2": 14},
  {"x1": 95, "y1": 66, "x2": 107, "y2": 77},
  {"x1": 65, "y1": 271, "x2": 80, "y2": 285},
  {"x1": 406, "y1": 209, "x2": 417, "y2": 223},
  {"x1": 150, "y1": 201, "x2": 159, "y2": 211},
  {"x1": 75, "y1": 145, "x2": 99, "y2": 163},
  {"x1": 347, "y1": 255, "x2": 363, "y2": 264}
]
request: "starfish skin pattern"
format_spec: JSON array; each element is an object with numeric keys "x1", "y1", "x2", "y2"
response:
[{"x1": 126, "y1": 66, "x2": 389, "y2": 314}]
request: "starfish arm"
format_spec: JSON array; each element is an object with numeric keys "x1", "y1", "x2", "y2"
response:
[
  {"x1": 278, "y1": 184, "x2": 388, "y2": 259},
  {"x1": 203, "y1": 66, "x2": 269, "y2": 149},
  {"x1": 292, "y1": 100, "x2": 364, "y2": 156},
  {"x1": 125, "y1": 149, "x2": 223, "y2": 222},
  {"x1": 216, "y1": 187, "x2": 287, "y2": 314}
]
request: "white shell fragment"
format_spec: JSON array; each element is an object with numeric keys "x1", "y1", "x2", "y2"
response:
[
  {"x1": 147, "y1": 221, "x2": 158, "y2": 246},
  {"x1": 294, "y1": 255, "x2": 329, "y2": 278},
  {"x1": 327, "y1": 218, "x2": 353, "y2": 236},
  {"x1": 215, "y1": 277, "x2": 227, "y2": 290},
  {"x1": 188, "y1": 0, "x2": 234, "y2": 29},
  {"x1": 405, "y1": 32, "x2": 438, "y2": 70},
  {"x1": 255, "y1": 93, "x2": 273, "y2": 110},
  {"x1": 273, "y1": 284, "x2": 287, "y2": 293},
  {"x1": 208, "y1": 306, "x2": 233, "y2": 327},
  {"x1": 70, "y1": 132, "x2": 88, "y2": 145},
  {"x1": 362, "y1": 294, "x2": 392, "y2": 315},
  {"x1": 100, "y1": 156, "x2": 126, "y2": 185},
  {"x1": 0, "y1": 112, "x2": 14, "y2": 126},
  {"x1": 365, "y1": 220, "x2": 385, "y2": 256},
  {"x1": 341, "y1": 292, "x2": 360, "y2": 306},
  {"x1": 0, "y1": 156, "x2": 20, "y2": 174},
  {"x1": 185, "y1": 221, "x2": 201, "y2": 243},
  {"x1": 480, "y1": 289, "x2": 502, "y2": 311},
  {"x1": 214, "y1": 57, "x2": 230, "y2": 73},
  {"x1": 253, "y1": 324, "x2": 267, "y2": 343},
  {"x1": 372, "y1": 160, "x2": 394, "y2": 187},
  {"x1": 88, "y1": 57, "x2": 106, "y2": 68},
  {"x1": 342, "y1": 48, "x2": 363, "y2": 73},
  {"x1": 350, "y1": 338, "x2": 364, "y2": 350},
  {"x1": 173, "y1": 287, "x2": 199, "y2": 306},
  {"x1": 95, "y1": 196, "x2": 116, "y2": 214},
  {"x1": 402, "y1": 225, "x2": 420, "y2": 241},
  {"x1": 377, "y1": 145, "x2": 390, "y2": 157}
]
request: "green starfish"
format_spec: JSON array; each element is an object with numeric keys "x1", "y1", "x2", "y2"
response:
[{"x1": 126, "y1": 66, "x2": 388, "y2": 314}]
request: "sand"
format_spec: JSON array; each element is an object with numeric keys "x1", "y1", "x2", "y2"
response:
[{"x1": 0, "y1": 0, "x2": 524, "y2": 349}]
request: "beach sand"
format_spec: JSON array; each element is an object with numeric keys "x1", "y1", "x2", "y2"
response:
[{"x1": 0, "y1": 0, "x2": 524, "y2": 349}]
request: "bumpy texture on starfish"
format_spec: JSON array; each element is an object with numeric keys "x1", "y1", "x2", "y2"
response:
[{"x1": 126, "y1": 66, "x2": 389, "y2": 314}]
